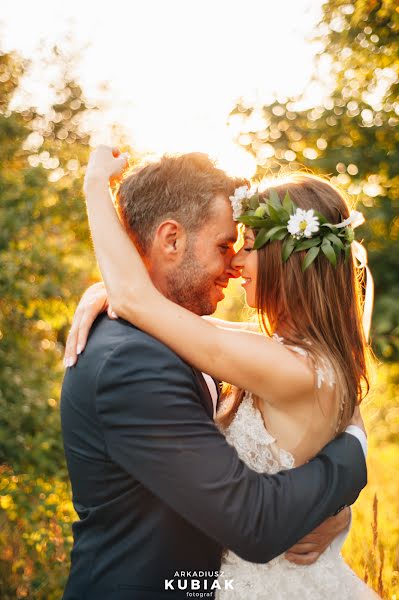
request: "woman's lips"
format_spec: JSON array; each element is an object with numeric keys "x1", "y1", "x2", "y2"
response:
[{"x1": 241, "y1": 277, "x2": 252, "y2": 287}]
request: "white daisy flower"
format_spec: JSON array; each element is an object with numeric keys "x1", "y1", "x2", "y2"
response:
[
  {"x1": 234, "y1": 186, "x2": 250, "y2": 201},
  {"x1": 229, "y1": 186, "x2": 249, "y2": 220},
  {"x1": 287, "y1": 208, "x2": 320, "y2": 239}
]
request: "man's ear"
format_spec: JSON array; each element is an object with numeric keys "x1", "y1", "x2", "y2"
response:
[{"x1": 153, "y1": 220, "x2": 187, "y2": 260}]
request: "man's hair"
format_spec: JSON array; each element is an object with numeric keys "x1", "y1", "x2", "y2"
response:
[{"x1": 116, "y1": 153, "x2": 243, "y2": 253}]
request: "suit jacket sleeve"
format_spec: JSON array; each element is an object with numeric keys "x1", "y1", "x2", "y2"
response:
[{"x1": 96, "y1": 335, "x2": 367, "y2": 564}]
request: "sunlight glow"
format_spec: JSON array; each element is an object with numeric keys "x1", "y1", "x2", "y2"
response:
[{"x1": 1, "y1": 0, "x2": 325, "y2": 177}]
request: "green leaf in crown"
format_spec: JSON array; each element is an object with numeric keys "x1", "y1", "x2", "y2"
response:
[{"x1": 229, "y1": 185, "x2": 365, "y2": 271}]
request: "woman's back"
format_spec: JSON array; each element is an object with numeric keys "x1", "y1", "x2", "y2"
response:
[{"x1": 255, "y1": 335, "x2": 341, "y2": 466}]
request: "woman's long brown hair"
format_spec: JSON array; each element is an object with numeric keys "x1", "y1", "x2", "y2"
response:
[{"x1": 217, "y1": 174, "x2": 372, "y2": 432}]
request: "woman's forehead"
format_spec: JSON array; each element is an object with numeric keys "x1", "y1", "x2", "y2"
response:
[{"x1": 244, "y1": 228, "x2": 255, "y2": 240}]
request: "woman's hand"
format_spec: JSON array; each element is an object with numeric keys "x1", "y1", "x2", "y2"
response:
[
  {"x1": 64, "y1": 282, "x2": 117, "y2": 367},
  {"x1": 83, "y1": 145, "x2": 130, "y2": 193}
]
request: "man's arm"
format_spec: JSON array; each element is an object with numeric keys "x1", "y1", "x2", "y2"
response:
[{"x1": 96, "y1": 335, "x2": 367, "y2": 564}]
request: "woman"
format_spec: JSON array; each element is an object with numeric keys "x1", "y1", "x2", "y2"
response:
[{"x1": 67, "y1": 146, "x2": 378, "y2": 598}]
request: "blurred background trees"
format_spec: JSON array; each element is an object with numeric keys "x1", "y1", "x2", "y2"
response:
[
  {"x1": 0, "y1": 48, "x2": 97, "y2": 598},
  {"x1": 0, "y1": 49, "x2": 96, "y2": 476},
  {"x1": 230, "y1": 0, "x2": 399, "y2": 361}
]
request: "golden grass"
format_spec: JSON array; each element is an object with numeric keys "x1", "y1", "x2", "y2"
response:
[{"x1": 342, "y1": 364, "x2": 399, "y2": 599}]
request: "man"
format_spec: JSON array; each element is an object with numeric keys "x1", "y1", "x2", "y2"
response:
[{"x1": 61, "y1": 151, "x2": 366, "y2": 600}]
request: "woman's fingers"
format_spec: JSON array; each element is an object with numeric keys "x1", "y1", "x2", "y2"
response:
[
  {"x1": 64, "y1": 307, "x2": 84, "y2": 367},
  {"x1": 64, "y1": 287, "x2": 109, "y2": 367},
  {"x1": 84, "y1": 146, "x2": 130, "y2": 190},
  {"x1": 75, "y1": 310, "x2": 98, "y2": 357},
  {"x1": 97, "y1": 145, "x2": 129, "y2": 177},
  {"x1": 107, "y1": 304, "x2": 119, "y2": 319}
]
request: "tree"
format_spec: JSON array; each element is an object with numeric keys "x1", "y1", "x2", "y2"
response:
[
  {"x1": 0, "y1": 49, "x2": 97, "y2": 475},
  {"x1": 230, "y1": 0, "x2": 399, "y2": 359}
]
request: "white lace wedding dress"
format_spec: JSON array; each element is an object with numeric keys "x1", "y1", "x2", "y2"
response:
[{"x1": 216, "y1": 343, "x2": 379, "y2": 599}]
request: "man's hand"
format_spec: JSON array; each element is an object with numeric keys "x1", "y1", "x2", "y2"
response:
[
  {"x1": 285, "y1": 507, "x2": 351, "y2": 565},
  {"x1": 64, "y1": 282, "x2": 117, "y2": 367}
]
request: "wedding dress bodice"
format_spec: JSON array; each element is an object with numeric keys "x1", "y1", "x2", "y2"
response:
[
  {"x1": 223, "y1": 391, "x2": 295, "y2": 475},
  {"x1": 216, "y1": 388, "x2": 378, "y2": 599}
]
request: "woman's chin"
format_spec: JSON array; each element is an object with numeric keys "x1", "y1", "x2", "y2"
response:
[{"x1": 243, "y1": 290, "x2": 256, "y2": 309}]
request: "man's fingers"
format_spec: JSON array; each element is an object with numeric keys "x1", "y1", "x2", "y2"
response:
[
  {"x1": 289, "y1": 532, "x2": 320, "y2": 546},
  {"x1": 286, "y1": 542, "x2": 319, "y2": 554},
  {"x1": 285, "y1": 551, "x2": 320, "y2": 565}
]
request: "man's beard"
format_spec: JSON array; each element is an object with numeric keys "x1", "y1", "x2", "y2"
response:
[{"x1": 166, "y1": 249, "x2": 216, "y2": 316}]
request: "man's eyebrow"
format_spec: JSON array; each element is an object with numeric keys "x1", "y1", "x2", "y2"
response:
[{"x1": 216, "y1": 235, "x2": 237, "y2": 244}]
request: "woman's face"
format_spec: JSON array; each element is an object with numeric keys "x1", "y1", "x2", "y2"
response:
[{"x1": 232, "y1": 228, "x2": 258, "y2": 308}]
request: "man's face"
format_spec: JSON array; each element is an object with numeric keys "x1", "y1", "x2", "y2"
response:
[{"x1": 166, "y1": 194, "x2": 240, "y2": 315}]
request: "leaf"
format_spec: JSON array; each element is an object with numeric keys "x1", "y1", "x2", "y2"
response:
[
  {"x1": 254, "y1": 204, "x2": 268, "y2": 218},
  {"x1": 282, "y1": 191, "x2": 296, "y2": 214},
  {"x1": 302, "y1": 246, "x2": 320, "y2": 271},
  {"x1": 282, "y1": 236, "x2": 296, "y2": 261},
  {"x1": 294, "y1": 237, "x2": 321, "y2": 251},
  {"x1": 268, "y1": 205, "x2": 290, "y2": 224},
  {"x1": 320, "y1": 222, "x2": 336, "y2": 231},
  {"x1": 248, "y1": 193, "x2": 260, "y2": 210},
  {"x1": 314, "y1": 210, "x2": 328, "y2": 225},
  {"x1": 253, "y1": 228, "x2": 269, "y2": 249},
  {"x1": 268, "y1": 204, "x2": 282, "y2": 223},
  {"x1": 325, "y1": 233, "x2": 344, "y2": 249},
  {"x1": 321, "y1": 240, "x2": 337, "y2": 266},
  {"x1": 253, "y1": 225, "x2": 286, "y2": 249},
  {"x1": 238, "y1": 215, "x2": 270, "y2": 228},
  {"x1": 268, "y1": 189, "x2": 282, "y2": 209},
  {"x1": 272, "y1": 229, "x2": 289, "y2": 240}
]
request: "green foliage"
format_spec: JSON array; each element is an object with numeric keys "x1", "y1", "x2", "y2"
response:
[
  {"x1": 0, "y1": 49, "x2": 98, "y2": 476},
  {"x1": 236, "y1": 188, "x2": 354, "y2": 268},
  {"x1": 230, "y1": 0, "x2": 399, "y2": 359},
  {"x1": 0, "y1": 466, "x2": 75, "y2": 599}
]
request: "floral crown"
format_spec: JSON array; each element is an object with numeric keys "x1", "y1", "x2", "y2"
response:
[{"x1": 229, "y1": 186, "x2": 365, "y2": 271}]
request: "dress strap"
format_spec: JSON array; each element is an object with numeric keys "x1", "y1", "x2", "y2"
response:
[{"x1": 271, "y1": 333, "x2": 335, "y2": 389}]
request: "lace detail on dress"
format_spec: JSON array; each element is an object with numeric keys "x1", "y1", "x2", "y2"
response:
[{"x1": 221, "y1": 391, "x2": 294, "y2": 474}]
